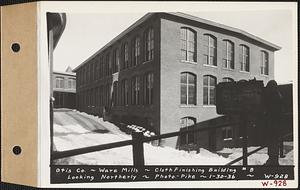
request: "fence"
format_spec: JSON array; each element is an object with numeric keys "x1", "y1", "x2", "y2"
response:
[{"x1": 51, "y1": 118, "x2": 291, "y2": 166}]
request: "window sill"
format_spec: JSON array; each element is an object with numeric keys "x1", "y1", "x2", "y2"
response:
[
  {"x1": 260, "y1": 73, "x2": 269, "y2": 77},
  {"x1": 222, "y1": 67, "x2": 234, "y2": 71},
  {"x1": 203, "y1": 105, "x2": 216, "y2": 108},
  {"x1": 203, "y1": 64, "x2": 218, "y2": 68},
  {"x1": 179, "y1": 105, "x2": 198, "y2": 108},
  {"x1": 239, "y1": 70, "x2": 250, "y2": 74},
  {"x1": 180, "y1": 60, "x2": 197, "y2": 65},
  {"x1": 223, "y1": 138, "x2": 233, "y2": 141}
]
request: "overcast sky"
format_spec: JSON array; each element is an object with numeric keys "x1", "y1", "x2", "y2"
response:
[{"x1": 53, "y1": 9, "x2": 296, "y2": 83}]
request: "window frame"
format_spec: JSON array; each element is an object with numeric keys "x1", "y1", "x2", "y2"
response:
[
  {"x1": 260, "y1": 50, "x2": 269, "y2": 75},
  {"x1": 180, "y1": 72, "x2": 197, "y2": 105},
  {"x1": 223, "y1": 40, "x2": 234, "y2": 69},
  {"x1": 203, "y1": 34, "x2": 217, "y2": 66},
  {"x1": 203, "y1": 75, "x2": 217, "y2": 106},
  {"x1": 144, "y1": 27, "x2": 154, "y2": 62},
  {"x1": 180, "y1": 27, "x2": 197, "y2": 62},
  {"x1": 240, "y1": 45, "x2": 250, "y2": 72},
  {"x1": 180, "y1": 117, "x2": 196, "y2": 145}
]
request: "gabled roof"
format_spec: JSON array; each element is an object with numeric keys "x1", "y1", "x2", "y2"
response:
[{"x1": 73, "y1": 12, "x2": 281, "y2": 72}]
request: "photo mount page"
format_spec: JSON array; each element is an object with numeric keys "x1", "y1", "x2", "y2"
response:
[{"x1": 36, "y1": 1, "x2": 298, "y2": 188}]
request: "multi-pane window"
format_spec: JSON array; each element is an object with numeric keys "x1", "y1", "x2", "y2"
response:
[
  {"x1": 180, "y1": 27, "x2": 196, "y2": 62},
  {"x1": 260, "y1": 51, "x2": 269, "y2": 75},
  {"x1": 223, "y1": 40, "x2": 234, "y2": 69},
  {"x1": 180, "y1": 117, "x2": 196, "y2": 145},
  {"x1": 100, "y1": 56, "x2": 104, "y2": 78},
  {"x1": 105, "y1": 53, "x2": 110, "y2": 76},
  {"x1": 132, "y1": 36, "x2": 140, "y2": 66},
  {"x1": 204, "y1": 34, "x2": 217, "y2": 66},
  {"x1": 100, "y1": 85, "x2": 104, "y2": 106},
  {"x1": 122, "y1": 43, "x2": 129, "y2": 69},
  {"x1": 131, "y1": 76, "x2": 140, "y2": 105},
  {"x1": 55, "y1": 77, "x2": 64, "y2": 88},
  {"x1": 112, "y1": 81, "x2": 118, "y2": 106},
  {"x1": 240, "y1": 45, "x2": 250, "y2": 72},
  {"x1": 180, "y1": 72, "x2": 196, "y2": 105},
  {"x1": 121, "y1": 79, "x2": 129, "y2": 106},
  {"x1": 144, "y1": 72, "x2": 154, "y2": 105},
  {"x1": 113, "y1": 48, "x2": 120, "y2": 73},
  {"x1": 144, "y1": 27, "x2": 154, "y2": 61},
  {"x1": 67, "y1": 79, "x2": 72, "y2": 89},
  {"x1": 203, "y1": 75, "x2": 216, "y2": 105},
  {"x1": 222, "y1": 77, "x2": 234, "y2": 82},
  {"x1": 222, "y1": 127, "x2": 233, "y2": 140}
]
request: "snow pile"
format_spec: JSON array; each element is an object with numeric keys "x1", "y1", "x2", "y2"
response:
[{"x1": 53, "y1": 110, "x2": 230, "y2": 165}]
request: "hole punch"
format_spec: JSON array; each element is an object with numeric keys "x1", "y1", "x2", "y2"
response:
[
  {"x1": 12, "y1": 146, "x2": 22, "y2": 155},
  {"x1": 11, "y1": 43, "x2": 20, "y2": 53}
]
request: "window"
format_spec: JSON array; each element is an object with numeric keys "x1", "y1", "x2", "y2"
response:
[
  {"x1": 55, "y1": 77, "x2": 64, "y2": 88},
  {"x1": 105, "y1": 53, "x2": 110, "y2": 76},
  {"x1": 123, "y1": 43, "x2": 129, "y2": 69},
  {"x1": 180, "y1": 117, "x2": 196, "y2": 145},
  {"x1": 131, "y1": 76, "x2": 140, "y2": 105},
  {"x1": 100, "y1": 56, "x2": 104, "y2": 78},
  {"x1": 113, "y1": 48, "x2": 120, "y2": 73},
  {"x1": 222, "y1": 77, "x2": 234, "y2": 82},
  {"x1": 132, "y1": 36, "x2": 140, "y2": 66},
  {"x1": 204, "y1": 34, "x2": 217, "y2": 66},
  {"x1": 100, "y1": 85, "x2": 104, "y2": 106},
  {"x1": 105, "y1": 83, "x2": 111, "y2": 106},
  {"x1": 203, "y1": 75, "x2": 216, "y2": 105},
  {"x1": 67, "y1": 79, "x2": 72, "y2": 89},
  {"x1": 239, "y1": 45, "x2": 249, "y2": 72},
  {"x1": 112, "y1": 81, "x2": 118, "y2": 106},
  {"x1": 121, "y1": 79, "x2": 129, "y2": 106},
  {"x1": 144, "y1": 27, "x2": 154, "y2": 61},
  {"x1": 222, "y1": 127, "x2": 233, "y2": 140},
  {"x1": 180, "y1": 27, "x2": 196, "y2": 62},
  {"x1": 223, "y1": 40, "x2": 234, "y2": 69},
  {"x1": 180, "y1": 72, "x2": 196, "y2": 105},
  {"x1": 260, "y1": 51, "x2": 269, "y2": 75},
  {"x1": 144, "y1": 72, "x2": 154, "y2": 105}
]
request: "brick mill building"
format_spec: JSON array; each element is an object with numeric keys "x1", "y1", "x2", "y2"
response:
[{"x1": 73, "y1": 12, "x2": 280, "y2": 149}]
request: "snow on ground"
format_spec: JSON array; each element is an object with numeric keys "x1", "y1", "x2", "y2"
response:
[
  {"x1": 53, "y1": 109, "x2": 294, "y2": 166},
  {"x1": 53, "y1": 110, "x2": 230, "y2": 165},
  {"x1": 217, "y1": 142, "x2": 294, "y2": 165}
]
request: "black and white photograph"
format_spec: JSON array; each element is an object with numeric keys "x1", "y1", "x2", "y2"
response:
[{"x1": 41, "y1": 1, "x2": 297, "y2": 187}]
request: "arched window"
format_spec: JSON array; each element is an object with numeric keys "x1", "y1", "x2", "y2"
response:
[
  {"x1": 180, "y1": 117, "x2": 196, "y2": 145},
  {"x1": 260, "y1": 51, "x2": 269, "y2": 75},
  {"x1": 222, "y1": 77, "x2": 234, "y2": 82},
  {"x1": 112, "y1": 81, "x2": 118, "y2": 106},
  {"x1": 203, "y1": 75, "x2": 216, "y2": 105},
  {"x1": 123, "y1": 43, "x2": 129, "y2": 69},
  {"x1": 144, "y1": 27, "x2": 154, "y2": 61},
  {"x1": 131, "y1": 76, "x2": 140, "y2": 105},
  {"x1": 144, "y1": 72, "x2": 154, "y2": 105},
  {"x1": 132, "y1": 36, "x2": 140, "y2": 66},
  {"x1": 180, "y1": 72, "x2": 196, "y2": 105},
  {"x1": 223, "y1": 40, "x2": 234, "y2": 69},
  {"x1": 239, "y1": 45, "x2": 250, "y2": 72},
  {"x1": 113, "y1": 48, "x2": 120, "y2": 73},
  {"x1": 180, "y1": 27, "x2": 196, "y2": 62},
  {"x1": 204, "y1": 34, "x2": 217, "y2": 66}
]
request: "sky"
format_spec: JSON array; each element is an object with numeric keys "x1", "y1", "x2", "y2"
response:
[{"x1": 53, "y1": 7, "x2": 297, "y2": 84}]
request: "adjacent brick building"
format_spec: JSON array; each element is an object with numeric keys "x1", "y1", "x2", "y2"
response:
[
  {"x1": 53, "y1": 66, "x2": 76, "y2": 109},
  {"x1": 73, "y1": 12, "x2": 280, "y2": 149}
]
